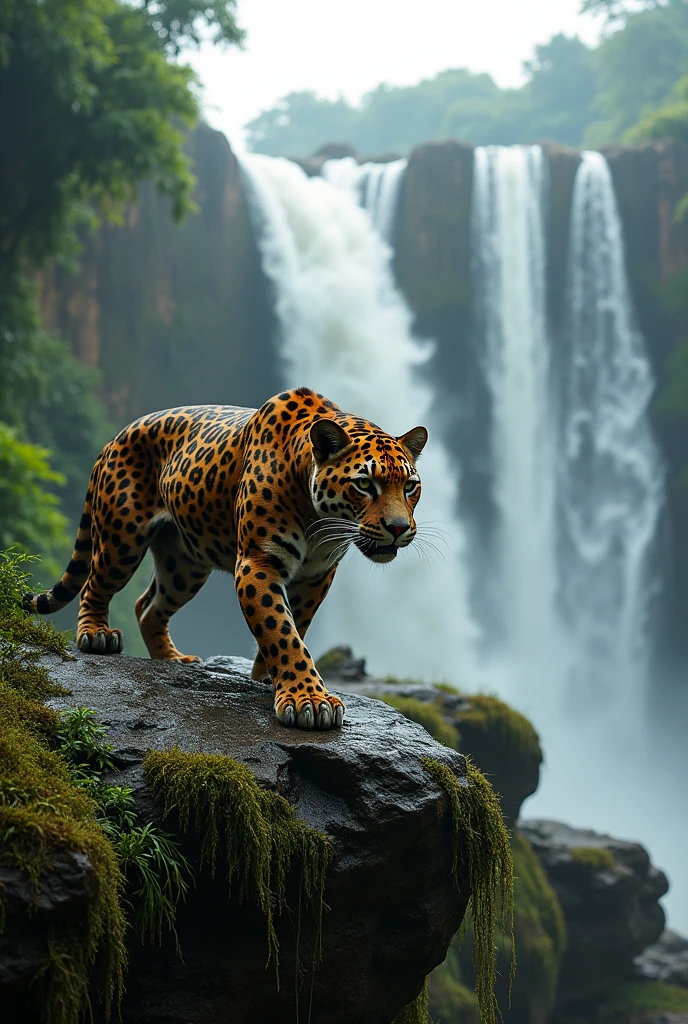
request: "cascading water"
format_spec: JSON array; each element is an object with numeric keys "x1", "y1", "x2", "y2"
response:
[
  {"x1": 240, "y1": 153, "x2": 479, "y2": 681},
  {"x1": 559, "y1": 150, "x2": 664, "y2": 711},
  {"x1": 471, "y1": 145, "x2": 663, "y2": 718},
  {"x1": 321, "y1": 156, "x2": 407, "y2": 241},
  {"x1": 470, "y1": 145, "x2": 682, "y2": 926},
  {"x1": 471, "y1": 145, "x2": 562, "y2": 708}
]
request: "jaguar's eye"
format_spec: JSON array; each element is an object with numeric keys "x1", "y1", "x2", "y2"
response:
[
  {"x1": 353, "y1": 477, "x2": 375, "y2": 495},
  {"x1": 404, "y1": 479, "x2": 419, "y2": 496}
]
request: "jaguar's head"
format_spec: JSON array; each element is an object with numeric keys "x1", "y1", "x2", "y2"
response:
[{"x1": 309, "y1": 418, "x2": 428, "y2": 564}]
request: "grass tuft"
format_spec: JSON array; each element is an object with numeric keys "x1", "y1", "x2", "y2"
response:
[{"x1": 116, "y1": 822, "x2": 192, "y2": 948}]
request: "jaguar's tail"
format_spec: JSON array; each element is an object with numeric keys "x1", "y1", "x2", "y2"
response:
[{"x1": 22, "y1": 457, "x2": 101, "y2": 615}]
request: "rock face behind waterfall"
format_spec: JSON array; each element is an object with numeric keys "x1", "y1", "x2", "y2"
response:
[
  {"x1": 38, "y1": 124, "x2": 279, "y2": 425},
  {"x1": 0, "y1": 651, "x2": 468, "y2": 1024}
]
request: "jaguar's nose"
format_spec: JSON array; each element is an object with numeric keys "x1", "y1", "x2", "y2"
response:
[{"x1": 382, "y1": 518, "x2": 411, "y2": 543}]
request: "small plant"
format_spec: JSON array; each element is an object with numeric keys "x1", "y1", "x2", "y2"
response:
[
  {"x1": 0, "y1": 549, "x2": 36, "y2": 618},
  {"x1": 74, "y1": 776, "x2": 137, "y2": 832},
  {"x1": 116, "y1": 823, "x2": 192, "y2": 947},
  {"x1": 57, "y1": 707, "x2": 115, "y2": 773},
  {"x1": 55, "y1": 707, "x2": 193, "y2": 945}
]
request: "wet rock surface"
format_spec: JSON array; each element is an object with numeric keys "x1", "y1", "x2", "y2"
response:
[
  {"x1": 520, "y1": 819, "x2": 668, "y2": 1009},
  {"x1": 321, "y1": 645, "x2": 541, "y2": 823},
  {"x1": 7, "y1": 649, "x2": 469, "y2": 1024}
]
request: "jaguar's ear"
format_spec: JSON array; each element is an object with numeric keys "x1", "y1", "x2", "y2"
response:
[
  {"x1": 310, "y1": 419, "x2": 351, "y2": 463},
  {"x1": 397, "y1": 426, "x2": 428, "y2": 462}
]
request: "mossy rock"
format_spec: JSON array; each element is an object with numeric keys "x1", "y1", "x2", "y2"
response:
[
  {"x1": 365, "y1": 679, "x2": 542, "y2": 825},
  {"x1": 520, "y1": 819, "x2": 668, "y2": 1011},
  {"x1": 0, "y1": 556, "x2": 126, "y2": 1024},
  {"x1": 378, "y1": 693, "x2": 459, "y2": 750},
  {"x1": 451, "y1": 694, "x2": 542, "y2": 824},
  {"x1": 570, "y1": 846, "x2": 617, "y2": 873},
  {"x1": 602, "y1": 979, "x2": 688, "y2": 1018},
  {"x1": 39, "y1": 650, "x2": 474, "y2": 1024},
  {"x1": 428, "y1": 936, "x2": 480, "y2": 1024},
  {"x1": 440, "y1": 833, "x2": 566, "y2": 1024}
]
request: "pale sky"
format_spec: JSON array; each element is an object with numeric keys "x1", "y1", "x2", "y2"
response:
[{"x1": 186, "y1": 0, "x2": 604, "y2": 151}]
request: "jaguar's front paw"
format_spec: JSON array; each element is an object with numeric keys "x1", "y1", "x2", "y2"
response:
[{"x1": 274, "y1": 688, "x2": 345, "y2": 731}]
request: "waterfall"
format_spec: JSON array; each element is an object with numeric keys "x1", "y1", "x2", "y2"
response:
[
  {"x1": 469, "y1": 145, "x2": 680, "y2": 926},
  {"x1": 240, "y1": 153, "x2": 479, "y2": 681},
  {"x1": 470, "y1": 145, "x2": 663, "y2": 716},
  {"x1": 321, "y1": 156, "x2": 407, "y2": 241},
  {"x1": 559, "y1": 150, "x2": 664, "y2": 708},
  {"x1": 471, "y1": 145, "x2": 562, "y2": 703}
]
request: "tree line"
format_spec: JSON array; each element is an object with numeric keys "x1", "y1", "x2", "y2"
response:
[{"x1": 245, "y1": 0, "x2": 688, "y2": 156}]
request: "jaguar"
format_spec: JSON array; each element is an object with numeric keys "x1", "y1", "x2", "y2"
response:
[{"x1": 24, "y1": 388, "x2": 427, "y2": 731}]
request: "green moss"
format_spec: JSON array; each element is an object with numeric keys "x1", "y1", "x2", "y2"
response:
[
  {"x1": 603, "y1": 981, "x2": 688, "y2": 1014},
  {"x1": 430, "y1": 836, "x2": 565, "y2": 1022},
  {"x1": 422, "y1": 756, "x2": 515, "y2": 1024},
  {"x1": 143, "y1": 747, "x2": 331, "y2": 971},
  {"x1": 0, "y1": 571, "x2": 126, "y2": 1023},
  {"x1": 428, "y1": 936, "x2": 480, "y2": 1024},
  {"x1": 509, "y1": 834, "x2": 566, "y2": 1007},
  {"x1": 457, "y1": 694, "x2": 541, "y2": 763},
  {"x1": 314, "y1": 646, "x2": 351, "y2": 675},
  {"x1": 570, "y1": 845, "x2": 616, "y2": 872},
  {"x1": 392, "y1": 979, "x2": 430, "y2": 1024},
  {"x1": 379, "y1": 694, "x2": 459, "y2": 750},
  {"x1": 434, "y1": 682, "x2": 461, "y2": 695}
]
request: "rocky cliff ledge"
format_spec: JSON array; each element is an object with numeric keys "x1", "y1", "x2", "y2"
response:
[
  {"x1": 2, "y1": 650, "x2": 475, "y2": 1024},
  {"x1": 318, "y1": 648, "x2": 682, "y2": 1024}
]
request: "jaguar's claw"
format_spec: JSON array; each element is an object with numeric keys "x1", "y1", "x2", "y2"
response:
[
  {"x1": 317, "y1": 702, "x2": 333, "y2": 730},
  {"x1": 297, "y1": 702, "x2": 315, "y2": 730}
]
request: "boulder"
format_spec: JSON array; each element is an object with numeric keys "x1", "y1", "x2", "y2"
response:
[
  {"x1": 519, "y1": 820, "x2": 668, "y2": 1010},
  {"x1": 0, "y1": 850, "x2": 97, "y2": 993},
  {"x1": 634, "y1": 932, "x2": 688, "y2": 989},
  {"x1": 321, "y1": 646, "x2": 542, "y2": 824},
  {"x1": 4, "y1": 649, "x2": 470, "y2": 1024}
]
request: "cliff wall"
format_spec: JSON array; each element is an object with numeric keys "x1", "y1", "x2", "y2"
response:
[{"x1": 39, "y1": 125, "x2": 279, "y2": 425}]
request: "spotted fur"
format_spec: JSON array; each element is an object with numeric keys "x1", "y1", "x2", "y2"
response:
[{"x1": 24, "y1": 388, "x2": 427, "y2": 730}]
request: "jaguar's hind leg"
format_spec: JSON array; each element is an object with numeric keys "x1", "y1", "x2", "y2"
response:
[
  {"x1": 136, "y1": 523, "x2": 210, "y2": 662},
  {"x1": 77, "y1": 546, "x2": 147, "y2": 654}
]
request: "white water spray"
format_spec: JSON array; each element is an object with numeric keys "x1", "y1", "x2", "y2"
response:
[
  {"x1": 321, "y1": 156, "x2": 407, "y2": 241},
  {"x1": 559, "y1": 150, "x2": 664, "y2": 709},
  {"x1": 240, "y1": 153, "x2": 479, "y2": 680}
]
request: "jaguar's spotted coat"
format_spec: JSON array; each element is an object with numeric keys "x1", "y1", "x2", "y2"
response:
[{"x1": 24, "y1": 388, "x2": 427, "y2": 730}]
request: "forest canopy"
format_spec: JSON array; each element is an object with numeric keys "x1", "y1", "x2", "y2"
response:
[
  {"x1": 0, "y1": 0, "x2": 243, "y2": 575},
  {"x1": 245, "y1": 0, "x2": 688, "y2": 156}
]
